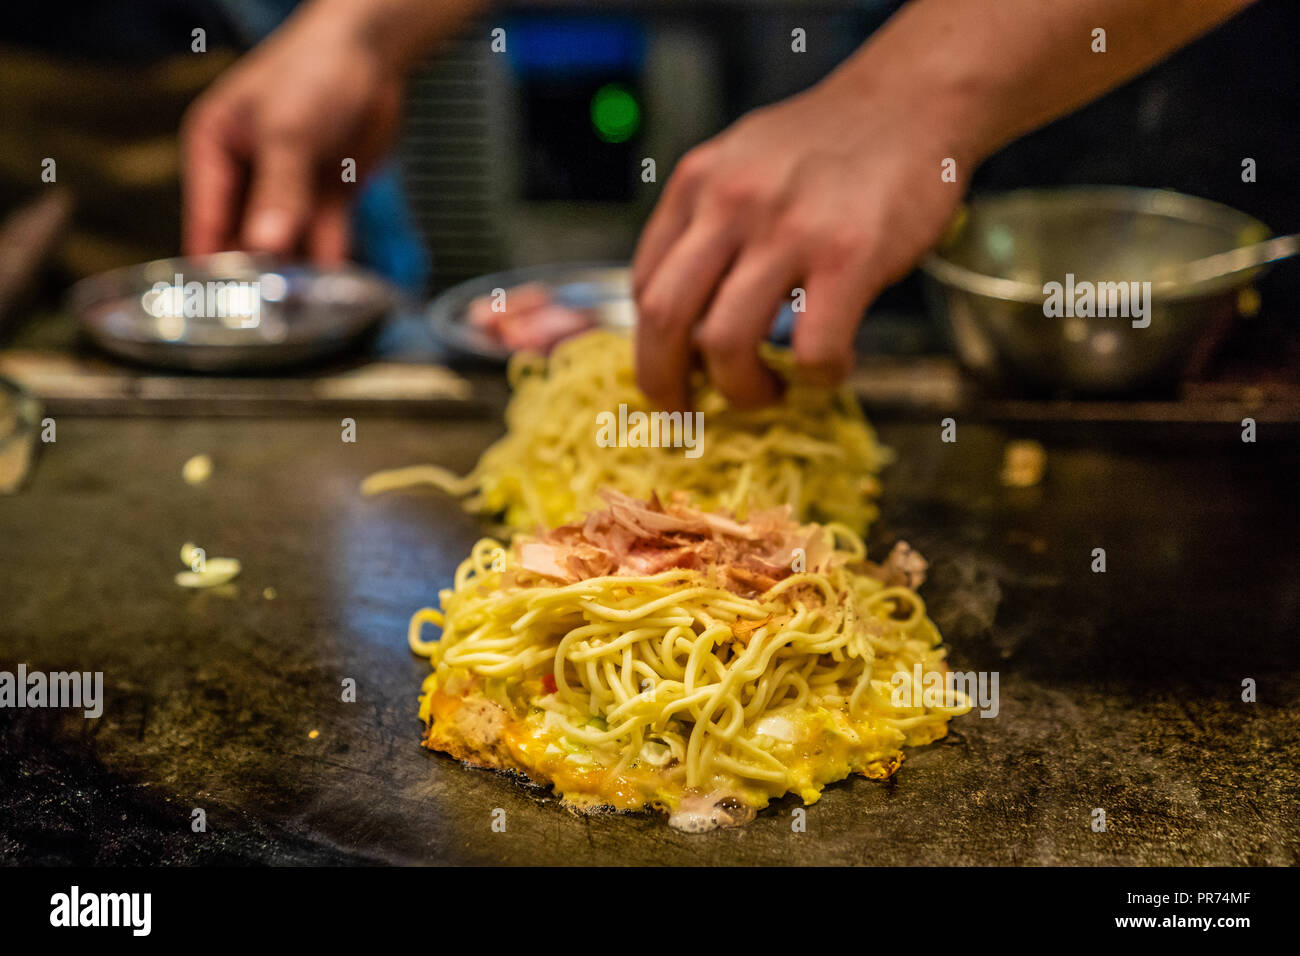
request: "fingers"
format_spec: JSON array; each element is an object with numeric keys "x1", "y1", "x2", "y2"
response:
[
  {"x1": 634, "y1": 212, "x2": 879, "y2": 408},
  {"x1": 791, "y1": 262, "x2": 880, "y2": 387},
  {"x1": 634, "y1": 217, "x2": 739, "y2": 412},
  {"x1": 241, "y1": 139, "x2": 315, "y2": 255},
  {"x1": 181, "y1": 105, "x2": 242, "y2": 256},
  {"x1": 307, "y1": 193, "x2": 350, "y2": 265},
  {"x1": 694, "y1": 246, "x2": 795, "y2": 408},
  {"x1": 185, "y1": 118, "x2": 351, "y2": 265},
  {"x1": 631, "y1": 147, "x2": 710, "y2": 297}
]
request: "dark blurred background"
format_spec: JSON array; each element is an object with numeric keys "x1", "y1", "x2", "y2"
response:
[
  {"x1": 395, "y1": 0, "x2": 1299, "y2": 370},
  {"x1": 396, "y1": 1, "x2": 1298, "y2": 288},
  {"x1": 1, "y1": 0, "x2": 1297, "y2": 366}
]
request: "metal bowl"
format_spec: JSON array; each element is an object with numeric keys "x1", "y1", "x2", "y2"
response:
[
  {"x1": 920, "y1": 187, "x2": 1271, "y2": 394},
  {"x1": 69, "y1": 252, "x2": 397, "y2": 372}
]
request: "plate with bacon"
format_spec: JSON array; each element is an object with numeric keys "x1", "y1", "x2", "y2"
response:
[{"x1": 428, "y1": 262, "x2": 634, "y2": 362}]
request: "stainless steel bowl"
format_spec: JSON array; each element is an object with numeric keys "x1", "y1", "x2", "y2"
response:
[
  {"x1": 69, "y1": 252, "x2": 397, "y2": 371},
  {"x1": 920, "y1": 187, "x2": 1271, "y2": 394}
]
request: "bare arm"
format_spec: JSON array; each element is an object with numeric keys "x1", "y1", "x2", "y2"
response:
[
  {"x1": 316, "y1": 0, "x2": 492, "y2": 73},
  {"x1": 633, "y1": 0, "x2": 1257, "y2": 410},
  {"x1": 833, "y1": 0, "x2": 1257, "y2": 167}
]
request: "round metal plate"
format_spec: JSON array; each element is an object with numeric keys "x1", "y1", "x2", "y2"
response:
[
  {"x1": 69, "y1": 252, "x2": 397, "y2": 372},
  {"x1": 428, "y1": 262, "x2": 634, "y2": 363}
]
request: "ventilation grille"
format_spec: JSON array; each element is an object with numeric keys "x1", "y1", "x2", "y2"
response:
[{"x1": 399, "y1": 36, "x2": 512, "y2": 294}]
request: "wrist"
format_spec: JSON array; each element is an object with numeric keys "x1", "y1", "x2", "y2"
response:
[
  {"x1": 297, "y1": 0, "x2": 427, "y2": 79},
  {"x1": 826, "y1": 56, "x2": 998, "y2": 180},
  {"x1": 817, "y1": 25, "x2": 1008, "y2": 177},
  {"x1": 304, "y1": 0, "x2": 489, "y2": 78}
]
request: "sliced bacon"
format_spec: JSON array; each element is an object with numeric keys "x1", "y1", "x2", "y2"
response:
[
  {"x1": 468, "y1": 282, "x2": 596, "y2": 354},
  {"x1": 499, "y1": 304, "x2": 595, "y2": 353}
]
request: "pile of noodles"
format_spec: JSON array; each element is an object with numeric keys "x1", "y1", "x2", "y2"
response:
[
  {"x1": 408, "y1": 506, "x2": 969, "y2": 827},
  {"x1": 362, "y1": 330, "x2": 890, "y2": 535}
]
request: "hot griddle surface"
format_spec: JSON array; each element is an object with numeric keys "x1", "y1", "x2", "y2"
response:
[{"x1": 1, "y1": 417, "x2": 1296, "y2": 865}]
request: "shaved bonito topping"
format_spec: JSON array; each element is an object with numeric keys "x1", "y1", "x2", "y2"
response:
[{"x1": 512, "y1": 489, "x2": 835, "y2": 597}]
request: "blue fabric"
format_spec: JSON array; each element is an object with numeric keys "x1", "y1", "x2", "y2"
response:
[
  {"x1": 216, "y1": 0, "x2": 298, "y2": 46},
  {"x1": 351, "y1": 165, "x2": 431, "y2": 294}
]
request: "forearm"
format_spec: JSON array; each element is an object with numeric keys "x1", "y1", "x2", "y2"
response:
[
  {"x1": 824, "y1": 0, "x2": 1257, "y2": 168},
  {"x1": 280, "y1": 0, "x2": 494, "y2": 76}
]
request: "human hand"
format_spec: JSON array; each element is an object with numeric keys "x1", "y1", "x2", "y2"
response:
[
  {"x1": 632, "y1": 79, "x2": 970, "y2": 410},
  {"x1": 180, "y1": 4, "x2": 406, "y2": 263},
  {"x1": 632, "y1": 0, "x2": 1257, "y2": 411}
]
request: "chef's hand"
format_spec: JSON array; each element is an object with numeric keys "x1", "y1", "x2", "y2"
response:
[
  {"x1": 181, "y1": 0, "x2": 488, "y2": 262},
  {"x1": 631, "y1": 0, "x2": 1257, "y2": 410},
  {"x1": 182, "y1": 8, "x2": 401, "y2": 261},
  {"x1": 632, "y1": 83, "x2": 965, "y2": 411}
]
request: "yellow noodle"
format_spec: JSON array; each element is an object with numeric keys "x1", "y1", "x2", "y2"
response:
[
  {"x1": 363, "y1": 330, "x2": 891, "y2": 534},
  {"x1": 410, "y1": 523, "x2": 971, "y2": 822}
]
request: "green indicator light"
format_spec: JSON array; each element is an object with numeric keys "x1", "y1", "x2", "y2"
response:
[{"x1": 590, "y1": 83, "x2": 640, "y2": 143}]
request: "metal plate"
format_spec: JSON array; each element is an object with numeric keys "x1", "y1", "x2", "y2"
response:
[
  {"x1": 429, "y1": 261, "x2": 635, "y2": 362},
  {"x1": 69, "y1": 253, "x2": 397, "y2": 372},
  {"x1": 429, "y1": 261, "x2": 800, "y2": 363}
]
